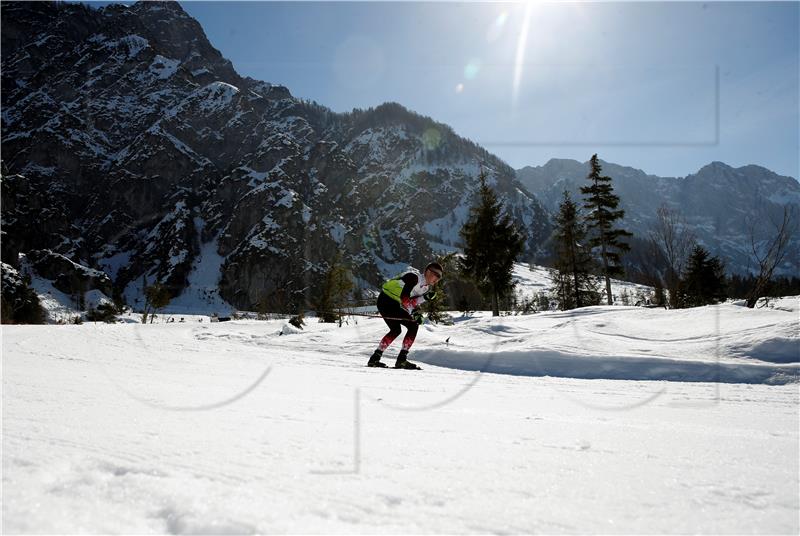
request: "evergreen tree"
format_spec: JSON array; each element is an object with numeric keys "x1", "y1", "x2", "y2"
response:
[
  {"x1": 314, "y1": 254, "x2": 353, "y2": 325},
  {"x1": 551, "y1": 190, "x2": 600, "y2": 310},
  {"x1": 424, "y1": 253, "x2": 453, "y2": 324},
  {"x1": 653, "y1": 284, "x2": 666, "y2": 307},
  {"x1": 581, "y1": 154, "x2": 632, "y2": 305},
  {"x1": 459, "y1": 169, "x2": 525, "y2": 316},
  {"x1": 682, "y1": 245, "x2": 726, "y2": 307},
  {"x1": 143, "y1": 282, "x2": 170, "y2": 323},
  {"x1": 0, "y1": 272, "x2": 45, "y2": 324}
]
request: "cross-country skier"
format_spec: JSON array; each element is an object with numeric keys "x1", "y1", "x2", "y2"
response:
[{"x1": 367, "y1": 262, "x2": 443, "y2": 369}]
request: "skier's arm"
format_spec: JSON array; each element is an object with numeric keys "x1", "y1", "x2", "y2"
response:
[{"x1": 399, "y1": 273, "x2": 420, "y2": 313}]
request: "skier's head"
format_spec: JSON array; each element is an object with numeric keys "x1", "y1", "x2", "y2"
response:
[{"x1": 423, "y1": 262, "x2": 443, "y2": 285}]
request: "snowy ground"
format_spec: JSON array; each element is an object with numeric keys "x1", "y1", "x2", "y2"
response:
[
  {"x1": 3, "y1": 299, "x2": 798, "y2": 533},
  {"x1": 511, "y1": 263, "x2": 655, "y2": 306}
]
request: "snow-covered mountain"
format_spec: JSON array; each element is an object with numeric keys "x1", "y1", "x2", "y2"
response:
[
  {"x1": 517, "y1": 158, "x2": 800, "y2": 276},
  {"x1": 1, "y1": 0, "x2": 550, "y2": 312}
]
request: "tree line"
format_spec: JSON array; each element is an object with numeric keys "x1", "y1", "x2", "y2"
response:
[{"x1": 312, "y1": 154, "x2": 796, "y2": 323}]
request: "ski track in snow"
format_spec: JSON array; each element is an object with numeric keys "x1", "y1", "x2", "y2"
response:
[{"x1": 3, "y1": 302, "x2": 799, "y2": 533}]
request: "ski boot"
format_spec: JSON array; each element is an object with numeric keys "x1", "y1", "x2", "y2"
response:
[
  {"x1": 367, "y1": 349, "x2": 388, "y2": 368},
  {"x1": 394, "y1": 350, "x2": 422, "y2": 370}
]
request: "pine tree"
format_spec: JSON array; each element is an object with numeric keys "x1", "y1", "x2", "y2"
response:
[
  {"x1": 551, "y1": 190, "x2": 600, "y2": 310},
  {"x1": 144, "y1": 282, "x2": 170, "y2": 323},
  {"x1": 682, "y1": 245, "x2": 726, "y2": 307},
  {"x1": 314, "y1": 254, "x2": 353, "y2": 324},
  {"x1": 581, "y1": 154, "x2": 632, "y2": 305},
  {"x1": 460, "y1": 169, "x2": 525, "y2": 316},
  {"x1": 424, "y1": 252, "x2": 453, "y2": 324}
]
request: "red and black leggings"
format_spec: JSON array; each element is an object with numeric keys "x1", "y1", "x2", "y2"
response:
[{"x1": 376, "y1": 292, "x2": 418, "y2": 352}]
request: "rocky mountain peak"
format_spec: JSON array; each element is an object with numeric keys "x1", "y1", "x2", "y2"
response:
[{"x1": 1, "y1": 0, "x2": 550, "y2": 313}]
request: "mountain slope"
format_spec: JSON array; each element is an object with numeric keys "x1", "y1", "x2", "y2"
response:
[
  {"x1": 1, "y1": 0, "x2": 550, "y2": 311},
  {"x1": 517, "y1": 158, "x2": 800, "y2": 276}
]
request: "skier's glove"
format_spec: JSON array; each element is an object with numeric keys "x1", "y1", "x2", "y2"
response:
[
  {"x1": 411, "y1": 310, "x2": 425, "y2": 325},
  {"x1": 423, "y1": 289, "x2": 437, "y2": 301}
]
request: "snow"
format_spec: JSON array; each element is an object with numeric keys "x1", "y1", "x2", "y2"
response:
[
  {"x1": 301, "y1": 204, "x2": 312, "y2": 224},
  {"x1": 151, "y1": 126, "x2": 211, "y2": 166},
  {"x1": 160, "y1": 82, "x2": 239, "y2": 123},
  {"x1": 148, "y1": 55, "x2": 180, "y2": 80},
  {"x1": 20, "y1": 163, "x2": 56, "y2": 176},
  {"x1": 19, "y1": 259, "x2": 113, "y2": 324},
  {"x1": 196, "y1": 81, "x2": 239, "y2": 113},
  {"x1": 96, "y1": 250, "x2": 133, "y2": 281},
  {"x1": 512, "y1": 263, "x2": 655, "y2": 305},
  {"x1": 329, "y1": 221, "x2": 347, "y2": 244},
  {"x1": 167, "y1": 246, "x2": 188, "y2": 267},
  {"x1": 2, "y1": 301, "x2": 798, "y2": 533},
  {"x1": 84, "y1": 289, "x2": 114, "y2": 311},
  {"x1": 418, "y1": 304, "x2": 798, "y2": 382},
  {"x1": 104, "y1": 35, "x2": 149, "y2": 59},
  {"x1": 162, "y1": 218, "x2": 235, "y2": 317},
  {"x1": 423, "y1": 195, "x2": 471, "y2": 247},
  {"x1": 274, "y1": 190, "x2": 295, "y2": 208},
  {"x1": 122, "y1": 274, "x2": 147, "y2": 311}
]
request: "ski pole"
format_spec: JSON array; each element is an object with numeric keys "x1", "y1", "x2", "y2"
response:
[{"x1": 314, "y1": 309, "x2": 416, "y2": 322}]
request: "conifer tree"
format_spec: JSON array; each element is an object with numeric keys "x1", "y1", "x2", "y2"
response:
[
  {"x1": 144, "y1": 282, "x2": 170, "y2": 324},
  {"x1": 460, "y1": 169, "x2": 525, "y2": 316},
  {"x1": 314, "y1": 254, "x2": 353, "y2": 325},
  {"x1": 581, "y1": 154, "x2": 632, "y2": 305},
  {"x1": 424, "y1": 253, "x2": 454, "y2": 324},
  {"x1": 551, "y1": 190, "x2": 599, "y2": 310},
  {"x1": 682, "y1": 245, "x2": 726, "y2": 307}
]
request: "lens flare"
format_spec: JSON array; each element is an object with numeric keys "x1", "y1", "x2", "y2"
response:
[
  {"x1": 487, "y1": 10, "x2": 508, "y2": 42},
  {"x1": 422, "y1": 128, "x2": 442, "y2": 150},
  {"x1": 464, "y1": 59, "x2": 481, "y2": 80},
  {"x1": 512, "y1": 2, "x2": 534, "y2": 109},
  {"x1": 455, "y1": 83, "x2": 464, "y2": 93}
]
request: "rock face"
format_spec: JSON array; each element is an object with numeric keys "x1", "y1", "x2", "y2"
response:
[
  {"x1": 1, "y1": 0, "x2": 550, "y2": 311},
  {"x1": 517, "y1": 159, "x2": 800, "y2": 276},
  {"x1": 26, "y1": 249, "x2": 113, "y2": 298}
]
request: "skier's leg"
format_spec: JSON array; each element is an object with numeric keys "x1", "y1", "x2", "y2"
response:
[
  {"x1": 395, "y1": 321, "x2": 422, "y2": 369},
  {"x1": 369, "y1": 294, "x2": 403, "y2": 366},
  {"x1": 401, "y1": 321, "x2": 419, "y2": 351},
  {"x1": 379, "y1": 321, "x2": 402, "y2": 351},
  {"x1": 368, "y1": 320, "x2": 400, "y2": 367}
]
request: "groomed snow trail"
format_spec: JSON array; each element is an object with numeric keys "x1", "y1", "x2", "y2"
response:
[{"x1": 3, "y1": 303, "x2": 798, "y2": 533}]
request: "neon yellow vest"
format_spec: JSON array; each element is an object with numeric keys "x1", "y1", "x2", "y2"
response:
[
  {"x1": 381, "y1": 270, "x2": 418, "y2": 303},
  {"x1": 381, "y1": 277, "x2": 405, "y2": 303}
]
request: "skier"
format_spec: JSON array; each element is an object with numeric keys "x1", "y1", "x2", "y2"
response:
[{"x1": 367, "y1": 261, "x2": 443, "y2": 369}]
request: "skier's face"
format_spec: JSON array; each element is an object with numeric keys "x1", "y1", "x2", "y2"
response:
[{"x1": 424, "y1": 269, "x2": 441, "y2": 286}]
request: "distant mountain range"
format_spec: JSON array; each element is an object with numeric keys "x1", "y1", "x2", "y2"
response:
[
  {"x1": 1, "y1": 0, "x2": 796, "y2": 317},
  {"x1": 517, "y1": 159, "x2": 799, "y2": 277}
]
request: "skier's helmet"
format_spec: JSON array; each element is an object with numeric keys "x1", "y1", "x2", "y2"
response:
[{"x1": 424, "y1": 262, "x2": 444, "y2": 279}]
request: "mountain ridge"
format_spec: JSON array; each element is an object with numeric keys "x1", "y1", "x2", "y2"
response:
[
  {"x1": 516, "y1": 157, "x2": 799, "y2": 277},
  {"x1": 1, "y1": 0, "x2": 549, "y2": 313}
]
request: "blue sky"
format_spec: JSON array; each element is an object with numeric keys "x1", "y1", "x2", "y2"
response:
[{"x1": 88, "y1": 1, "x2": 798, "y2": 179}]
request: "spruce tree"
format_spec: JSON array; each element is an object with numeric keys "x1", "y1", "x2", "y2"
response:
[
  {"x1": 424, "y1": 253, "x2": 453, "y2": 324},
  {"x1": 682, "y1": 245, "x2": 726, "y2": 307},
  {"x1": 460, "y1": 170, "x2": 525, "y2": 316},
  {"x1": 144, "y1": 282, "x2": 170, "y2": 323},
  {"x1": 581, "y1": 154, "x2": 632, "y2": 305},
  {"x1": 314, "y1": 254, "x2": 353, "y2": 324},
  {"x1": 551, "y1": 190, "x2": 599, "y2": 310}
]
